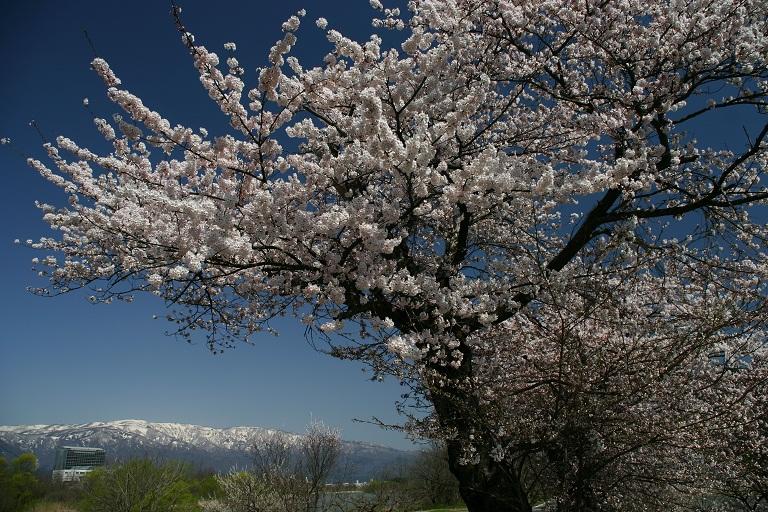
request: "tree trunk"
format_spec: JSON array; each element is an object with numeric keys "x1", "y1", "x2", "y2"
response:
[
  {"x1": 446, "y1": 439, "x2": 533, "y2": 512},
  {"x1": 425, "y1": 337, "x2": 533, "y2": 512}
]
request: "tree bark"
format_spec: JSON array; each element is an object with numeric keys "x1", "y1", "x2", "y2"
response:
[
  {"x1": 425, "y1": 336, "x2": 534, "y2": 512},
  {"x1": 445, "y1": 439, "x2": 533, "y2": 512}
]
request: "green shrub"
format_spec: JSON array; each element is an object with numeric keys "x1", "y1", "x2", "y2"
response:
[
  {"x1": 80, "y1": 459, "x2": 198, "y2": 512},
  {"x1": 0, "y1": 453, "x2": 45, "y2": 512}
]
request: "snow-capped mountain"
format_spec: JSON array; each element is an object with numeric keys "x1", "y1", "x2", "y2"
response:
[{"x1": 0, "y1": 420, "x2": 412, "y2": 481}]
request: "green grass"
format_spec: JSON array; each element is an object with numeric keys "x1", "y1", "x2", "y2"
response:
[{"x1": 27, "y1": 503, "x2": 80, "y2": 512}]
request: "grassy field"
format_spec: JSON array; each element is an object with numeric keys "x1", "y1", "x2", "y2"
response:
[
  {"x1": 27, "y1": 503, "x2": 79, "y2": 512},
  {"x1": 26, "y1": 502, "x2": 467, "y2": 512}
]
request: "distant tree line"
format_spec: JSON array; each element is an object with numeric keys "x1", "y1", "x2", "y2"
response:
[{"x1": 0, "y1": 452, "x2": 221, "y2": 512}]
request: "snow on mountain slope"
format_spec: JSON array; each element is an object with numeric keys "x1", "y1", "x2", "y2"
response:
[
  {"x1": 0, "y1": 419, "x2": 295, "y2": 460},
  {"x1": 0, "y1": 420, "x2": 412, "y2": 481}
]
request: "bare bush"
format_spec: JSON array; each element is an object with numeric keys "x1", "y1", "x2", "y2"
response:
[{"x1": 217, "y1": 422, "x2": 341, "y2": 512}]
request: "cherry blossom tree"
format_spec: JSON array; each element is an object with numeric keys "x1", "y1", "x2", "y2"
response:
[
  {"x1": 434, "y1": 264, "x2": 768, "y2": 510},
  {"x1": 21, "y1": 0, "x2": 768, "y2": 510}
]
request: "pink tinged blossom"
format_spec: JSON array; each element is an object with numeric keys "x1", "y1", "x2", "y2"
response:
[
  {"x1": 90, "y1": 58, "x2": 121, "y2": 86},
  {"x1": 167, "y1": 265, "x2": 189, "y2": 280},
  {"x1": 147, "y1": 273, "x2": 163, "y2": 288},
  {"x1": 282, "y1": 15, "x2": 301, "y2": 33},
  {"x1": 386, "y1": 335, "x2": 421, "y2": 360},
  {"x1": 319, "y1": 321, "x2": 342, "y2": 333},
  {"x1": 93, "y1": 118, "x2": 115, "y2": 140}
]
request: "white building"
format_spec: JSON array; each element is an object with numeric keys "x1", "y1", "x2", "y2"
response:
[
  {"x1": 52, "y1": 466, "x2": 94, "y2": 483},
  {"x1": 51, "y1": 446, "x2": 105, "y2": 482}
]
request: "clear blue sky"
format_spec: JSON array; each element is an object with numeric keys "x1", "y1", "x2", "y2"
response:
[{"x1": 0, "y1": 0, "x2": 415, "y2": 449}]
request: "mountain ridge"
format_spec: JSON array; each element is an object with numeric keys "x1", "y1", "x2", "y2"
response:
[{"x1": 0, "y1": 419, "x2": 414, "y2": 481}]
